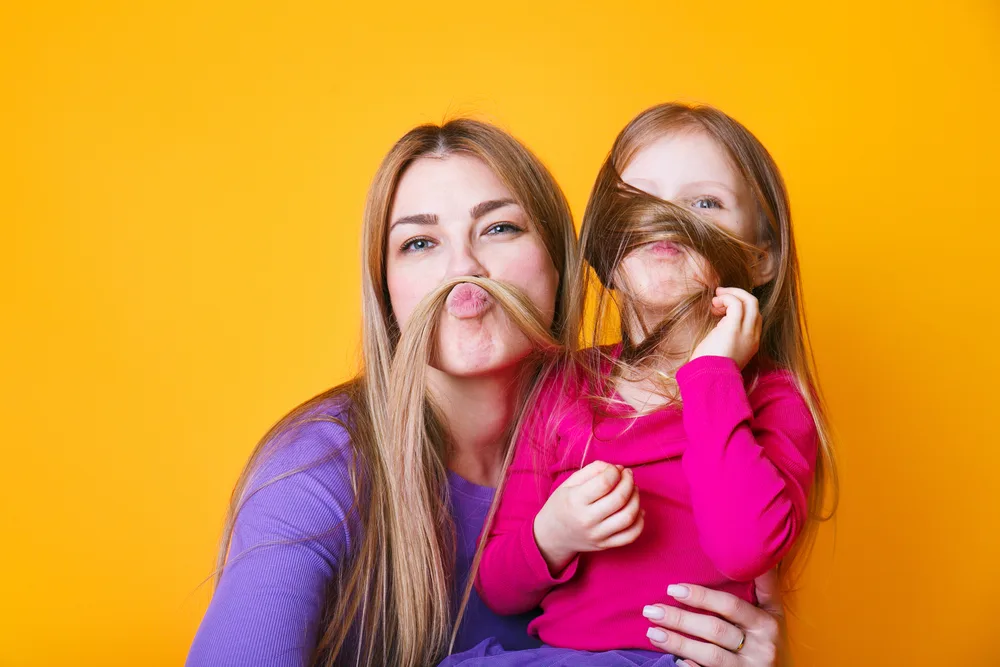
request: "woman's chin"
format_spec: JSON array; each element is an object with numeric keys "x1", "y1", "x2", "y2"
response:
[{"x1": 432, "y1": 330, "x2": 532, "y2": 380}]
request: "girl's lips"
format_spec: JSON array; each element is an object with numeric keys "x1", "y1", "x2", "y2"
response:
[
  {"x1": 648, "y1": 241, "x2": 682, "y2": 256},
  {"x1": 445, "y1": 283, "x2": 493, "y2": 319}
]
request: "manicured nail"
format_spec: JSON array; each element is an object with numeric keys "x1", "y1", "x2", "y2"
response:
[
  {"x1": 642, "y1": 605, "x2": 665, "y2": 620},
  {"x1": 647, "y1": 627, "x2": 669, "y2": 643},
  {"x1": 667, "y1": 584, "x2": 690, "y2": 599}
]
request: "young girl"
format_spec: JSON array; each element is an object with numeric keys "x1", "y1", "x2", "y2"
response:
[{"x1": 449, "y1": 103, "x2": 835, "y2": 665}]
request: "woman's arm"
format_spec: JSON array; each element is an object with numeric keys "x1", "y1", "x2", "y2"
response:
[
  {"x1": 186, "y1": 418, "x2": 359, "y2": 667},
  {"x1": 643, "y1": 571, "x2": 784, "y2": 667}
]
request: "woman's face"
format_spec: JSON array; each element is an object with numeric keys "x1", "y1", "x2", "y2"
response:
[
  {"x1": 617, "y1": 130, "x2": 757, "y2": 320},
  {"x1": 385, "y1": 153, "x2": 559, "y2": 378}
]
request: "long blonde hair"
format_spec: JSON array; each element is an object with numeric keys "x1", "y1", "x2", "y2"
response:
[
  {"x1": 578, "y1": 102, "x2": 838, "y2": 584},
  {"x1": 215, "y1": 119, "x2": 578, "y2": 666}
]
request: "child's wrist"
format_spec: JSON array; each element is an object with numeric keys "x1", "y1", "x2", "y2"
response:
[{"x1": 533, "y1": 510, "x2": 574, "y2": 575}]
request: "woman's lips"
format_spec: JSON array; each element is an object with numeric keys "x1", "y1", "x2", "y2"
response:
[
  {"x1": 446, "y1": 283, "x2": 493, "y2": 319},
  {"x1": 647, "y1": 240, "x2": 682, "y2": 257}
]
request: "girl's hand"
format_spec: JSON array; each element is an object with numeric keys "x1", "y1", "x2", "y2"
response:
[
  {"x1": 533, "y1": 461, "x2": 644, "y2": 574},
  {"x1": 643, "y1": 570, "x2": 784, "y2": 667},
  {"x1": 689, "y1": 287, "x2": 761, "y2": 369}
]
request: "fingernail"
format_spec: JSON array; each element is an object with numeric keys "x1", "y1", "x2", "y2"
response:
[
  {"x1": 642, "y1": 605, "x2": 665, "y2": 620},
  {"x1": 667, "y1": 584, "x2": 690, "y2": 599},
  {"x1": 646, "y1": 627, "x2": 669, "y2": 643}
]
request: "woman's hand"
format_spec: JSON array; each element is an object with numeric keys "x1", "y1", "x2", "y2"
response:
[
  {"x1": 642, "y1": 570, "x2": 784, "y2": 667},
  {"x1": 689, "y1": 287, "x2": 761, "y2": 369},
  {"x1": 533, "y1": 461, "x2": 644, "y2": 574}
]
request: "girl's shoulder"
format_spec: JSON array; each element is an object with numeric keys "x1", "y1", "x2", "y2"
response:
[{"x1": 746, "y1": 362, "x2": 817, "y2": 435}]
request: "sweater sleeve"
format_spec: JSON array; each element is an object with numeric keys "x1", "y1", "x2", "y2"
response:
[
  {"x1": 475, "y1": 378, "x2": 580, "y2": 616},
  {"x1": 186, "y1": 413, "x2": 360, "y2": 667},
  {"x1": 676, "y1": 356, "x2": 818, "y2": 582}
]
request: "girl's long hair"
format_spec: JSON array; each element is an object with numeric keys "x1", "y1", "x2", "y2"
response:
[
  {"x1": 214, "y1": 119, "x2": 578, "y2": 666},
  {"x1": 577, "y1": 102, "x2": 838, "y2": 585}
]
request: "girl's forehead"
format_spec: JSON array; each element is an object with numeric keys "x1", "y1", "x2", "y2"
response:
[{"x1": 621, "y1": 131, "x2": 743, "y2": 195}]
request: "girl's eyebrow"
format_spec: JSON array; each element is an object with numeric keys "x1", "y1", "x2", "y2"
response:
[{"x1": 683, "y1": 180, "x2": 738, "y2": 195}]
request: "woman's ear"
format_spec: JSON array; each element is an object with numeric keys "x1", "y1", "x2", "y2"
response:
[{"x1": 753, "y1": 241, "x2": 777, "y2": 286}]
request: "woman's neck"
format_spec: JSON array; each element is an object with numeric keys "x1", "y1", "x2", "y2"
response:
[{"x1": 427, "y1": 364, "x2": 525, "y2": 488}]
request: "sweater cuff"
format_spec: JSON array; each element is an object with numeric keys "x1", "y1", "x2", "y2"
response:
[
  {"x1": 676, "y1": 355, "x2": 742, "y2": 384},
  {"x1": 519, "y1": 514, "x2": 580, "y2": 589},
  {"x1": 676, "y1": 355, "x2": 753, "y2": 441}
]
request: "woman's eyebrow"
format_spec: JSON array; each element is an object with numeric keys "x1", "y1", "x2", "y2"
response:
[
  {"x1": 390, "y1": 213, "x2": 438, "y2": 230},
  {"x1": 470, "y1": 198, "x2": 517, "y2": 219}
]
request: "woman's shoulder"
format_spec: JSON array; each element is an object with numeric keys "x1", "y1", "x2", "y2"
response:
[
  {"x1": 231, "y1": 391, "x2": 364, "y2": 559},
  {"x1": 249, "y1": 393, "x2": 357, "y2": 486}
]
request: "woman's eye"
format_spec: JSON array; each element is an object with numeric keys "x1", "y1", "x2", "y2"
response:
[
  {"x1": 485, "y1": 222, "x2": 522, "y2": 235},
  {"x1": 401, "y1": 237, "x2": 435, "y2": 253},
  {"x1": 693, "y1": 197, "x2": 723, "y2": 210}
]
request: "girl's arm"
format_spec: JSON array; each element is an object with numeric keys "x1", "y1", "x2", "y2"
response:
[
  {"x1": 476, "y1": 385, "x2": 643, "y2": 616},
  {"x1": 676, "y1": 355, "x2": 818, "y2": 581},
  {"x1": 474, "y1": 411, "x2": 576, "y2": 616},
  {"x1": 186, "y1": 419, "x2": 359, "y2": 667}
]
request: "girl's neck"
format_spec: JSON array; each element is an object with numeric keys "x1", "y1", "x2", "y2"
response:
[
  {"x1": 615, "y1": 306, "x2": 701, "y2": 411},
  {"x1": 427, "y1": 364, "x2": 525, "y2": 488},
  {"x1": 626, "y1": 306, "x2": 702, "y2": 374}
]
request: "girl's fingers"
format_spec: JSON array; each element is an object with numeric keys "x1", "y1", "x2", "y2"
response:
[
  {"x1": 643, "y1": 603, "x2": 745, "y2": 655},
  {"x1": 714, "y1": 293, "x2": 744, "y2": 329},
  {"x1": 716, "y1": 287, "x2": 759, "y2": 337},
  {"x1": 594, "y1": 488, "x2": 641, "y2": 539},
  {"x1": 574, "y1": 462, "x2": 622, "y2": 504},
  {"x1": 646, "y1": 626, "x2": 739, "y2": 667},
  {"x1": 590, "y1": 467, "x2": 634, "y2": 519},
  {"x1": 676, "y1": 661, "x2": 702, "y2": 667},
  {"x1": 561, "y1": 460, "x2": 614, "y2": 487},
  {"x1": 667, "y1": 583, "x2": 760, "y2": 630},
  {"x1": 597, "y1": 511, "x2": 644, "y2": 548}
]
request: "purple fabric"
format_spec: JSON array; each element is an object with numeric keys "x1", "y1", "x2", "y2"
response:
[
  {"x1": 186, "y1": 399, "x2": 540, "y2": 667},
  {"x1": 439, "y1": 641, "x2": 676, "y2": 666}
]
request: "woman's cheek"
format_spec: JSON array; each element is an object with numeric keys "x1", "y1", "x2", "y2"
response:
[
  {"x1": 509, "y1": 250, "x2": 559, "y2": 326},
  {"x1": 385, "y1": 269, "x2": 422, "y2": 333}
]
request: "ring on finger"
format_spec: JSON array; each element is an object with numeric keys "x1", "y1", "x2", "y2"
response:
[{"x1": 733, "y1": 629, "x2": 746, "y2": 653}]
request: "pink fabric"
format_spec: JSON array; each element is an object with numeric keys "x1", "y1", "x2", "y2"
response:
[{"x1": 475, "y1": 354, "x2": 818, "y2": 651}]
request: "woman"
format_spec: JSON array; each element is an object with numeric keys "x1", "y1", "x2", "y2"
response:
[{"x1": 186, "y1": 119, "x2": 784, "y2": 667}]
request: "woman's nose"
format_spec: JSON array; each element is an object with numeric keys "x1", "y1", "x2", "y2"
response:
[{"x1": 444, "y1": 244, "x2": 488, "y2": 280}]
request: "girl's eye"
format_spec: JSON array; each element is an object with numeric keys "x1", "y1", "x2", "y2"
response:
[
  {"x1": 693, "y1": 197, "x2": 723, "y2": 210},
  {"x1": 401, "y1": 237, "x2": 436, "y2": 253},
  {"x1": 485, "y1": 222, "x2": 523, "y2": 235}
]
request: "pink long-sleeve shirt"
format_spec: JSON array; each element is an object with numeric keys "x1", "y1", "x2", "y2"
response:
[{"x1": 475, "y1": 354, "x2": 819, "y2": 651}]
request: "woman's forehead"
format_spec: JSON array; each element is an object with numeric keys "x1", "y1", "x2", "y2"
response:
[{"x1": 390, "y1": 154, "x2": 517, "y2": 222}]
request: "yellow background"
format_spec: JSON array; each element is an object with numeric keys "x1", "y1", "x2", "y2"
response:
[{"x1": 3, "y1": 1, "x2": 998, "y2": 665}]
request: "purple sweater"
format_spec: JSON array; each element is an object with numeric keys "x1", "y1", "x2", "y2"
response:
[{"x1": 186, "y1": 400, "x2": 540, "y2": 666}]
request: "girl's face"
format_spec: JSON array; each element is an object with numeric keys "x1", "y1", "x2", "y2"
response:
[
  {"x1": 385, "y1": 153, "x2": 560, "y2": 378},
  {"x1": 617, "y1": 130, "x2": 758, "y2": 321}
]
